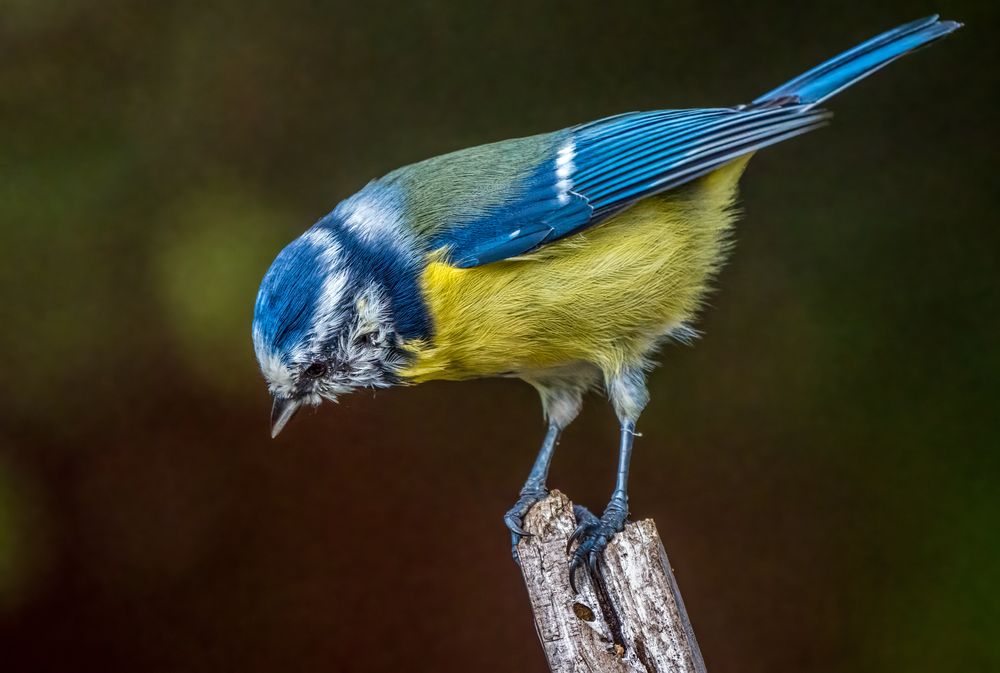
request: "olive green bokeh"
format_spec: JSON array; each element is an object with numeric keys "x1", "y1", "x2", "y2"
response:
[{"x1": 1, "y1": 1, "x2": 996, "y2": 672}]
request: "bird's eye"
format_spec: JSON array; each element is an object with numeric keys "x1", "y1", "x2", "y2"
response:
[
  {"x1": 355, "y1": 331, "x2": 378, "y2": 348},
  {"x1": 302, "y1": 362, "x2": 327, "y2": 379}
]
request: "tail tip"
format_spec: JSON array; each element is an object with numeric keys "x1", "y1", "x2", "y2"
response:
[
  {"x1": 752, "y1": 15, "x2": 963, "y2": 108},
  {"x1": 928, "y1": 15, "x2": 963, "y2": 35}
]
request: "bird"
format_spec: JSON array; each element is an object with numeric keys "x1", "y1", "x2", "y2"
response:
[{"x1": 251, "y1": 16, "x2": 960, "y2": 581}]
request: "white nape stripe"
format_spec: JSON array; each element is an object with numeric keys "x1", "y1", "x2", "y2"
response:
[
  {"x1": 336, "y1": 184, "x2": 415, "y2": 257},
  {"x1": 302, "y1": 227, "x2": 345, "y2": 273},
  {"x1": 301, "y1": 227, "x2": 337, "y2": 247},
  {"x1": 555, "y1": 139, "x2": 575, "y2": 205}
]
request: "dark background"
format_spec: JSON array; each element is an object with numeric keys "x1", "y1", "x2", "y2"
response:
[{"x1": 2, "y1": 1, "x2": 997, "y2": 671}]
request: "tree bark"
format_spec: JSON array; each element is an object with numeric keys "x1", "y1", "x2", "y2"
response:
[{"x1": 517, "y1": 491, "x2": 707, "y2": 673}]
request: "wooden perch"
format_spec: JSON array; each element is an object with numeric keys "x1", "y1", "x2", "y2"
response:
[{"x1": 517, "y1": 491, "x2": 707, "y2": 673}]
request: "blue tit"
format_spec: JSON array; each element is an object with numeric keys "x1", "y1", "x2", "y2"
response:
[{"x1": 251, "y1": 16, "x2": 960, "y2": 575}]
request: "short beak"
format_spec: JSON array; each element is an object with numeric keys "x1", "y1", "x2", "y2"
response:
[{"x1": 270, "y1": 396, "x2": 301, "y2": 438}]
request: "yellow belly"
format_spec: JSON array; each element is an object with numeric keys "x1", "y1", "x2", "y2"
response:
[{"x1": 400, "y1": 156, "x2": 750, "y2": 382}]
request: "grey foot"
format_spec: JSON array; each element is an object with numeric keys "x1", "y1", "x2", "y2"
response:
[
  {"x1": 567, "y1": 500, "x2": 628, "y2": 592},
  {"x1": 504, "y1": 486, "x2": 548, "y2": 562}
]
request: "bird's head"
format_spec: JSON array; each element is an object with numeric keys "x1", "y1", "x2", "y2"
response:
[{"x1": 251, "y1": 225, "x2": 406, "y2": 437}]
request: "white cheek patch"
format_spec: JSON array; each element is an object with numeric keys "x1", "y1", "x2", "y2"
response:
[
  {"x1": 326, "y1": 283, "x2": 402, "y2": 390},
  {"x1": 354, "y1": 287, "x2": 393, "y2": 350}
]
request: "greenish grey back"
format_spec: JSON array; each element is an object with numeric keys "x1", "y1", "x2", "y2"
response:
[{"x1": 381, "y1": 130, "x2": 565, "y2": 239}]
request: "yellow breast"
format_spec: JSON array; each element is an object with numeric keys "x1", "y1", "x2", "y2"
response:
[{"x1": 399, "y1": 156, "x2": 750, "y2": 383}]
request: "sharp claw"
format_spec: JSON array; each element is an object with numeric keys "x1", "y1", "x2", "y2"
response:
[
  {"x1": 569, "y1": 557, "x2": 582, "y2": 593},
  {"x1": 566, "y1": 522, "x2": 591, "y2": 553},
  {"x1": 505, "y1": 519, "x2": 530, "y2": 537},
  {"x1": 503, "y1": 510, "x2": 533, "y2": 537}
]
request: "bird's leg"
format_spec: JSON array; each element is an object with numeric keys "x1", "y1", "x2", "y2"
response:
[
  {"x1": 568, "y1": 421, "x2": 637, "y2": 586},
  {"x1": 506, "y1": 382, "x2": 584, "y2": 562},
  {"x1": 569, "y1": 367, "x2": 648, "y2": 588},
  {"x1": 504, "y1": 423, "x2": 560, "y2": 560}
]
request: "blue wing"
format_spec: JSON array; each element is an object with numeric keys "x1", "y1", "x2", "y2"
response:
[
  {"x1": 428, "y1": 15, "x2": 958, "y2": 268},
  {"x1": 433, "y1": 104, "x2": 829, "y2": 267}
]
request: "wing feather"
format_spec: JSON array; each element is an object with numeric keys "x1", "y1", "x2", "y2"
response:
[{"x1": 431, "y1": 104, "x2": 830, "y2": 268}]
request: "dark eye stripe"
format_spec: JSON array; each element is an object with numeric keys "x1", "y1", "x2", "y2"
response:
[{"x1": 303, "y1": 362, "x2": 327, "y2": 379}]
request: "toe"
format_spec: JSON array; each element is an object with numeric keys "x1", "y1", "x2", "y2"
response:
[
  {"x1": 565, "y1": 502, "x2": 628, "y2": 586},
  {"x1": 588, "y1": 548, "x2": 602, "y2": 576},
  {"x1": 566, "y1": 520, "x2": 594, "y2": 552},
  {"x1": 503, "y1": 512, "x2": 530, "y2": 537}
]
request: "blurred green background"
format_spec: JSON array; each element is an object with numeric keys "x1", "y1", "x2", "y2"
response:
[{"x1": 1, "y1": 1, "x2": 997, "y2": 671}]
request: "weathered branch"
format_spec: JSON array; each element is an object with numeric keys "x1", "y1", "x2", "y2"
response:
[{"x1": 517, "y1": 491, "x2": 706, "y2": 673}]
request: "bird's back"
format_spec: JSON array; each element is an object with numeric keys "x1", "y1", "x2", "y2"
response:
[{"x1": 400, "y1": 156, "x2": 750, "y2": 382}]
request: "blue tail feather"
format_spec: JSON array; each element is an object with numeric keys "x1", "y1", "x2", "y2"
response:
[{"x1": 754, "y1": 15, "x2": 961, "y2": 107}]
